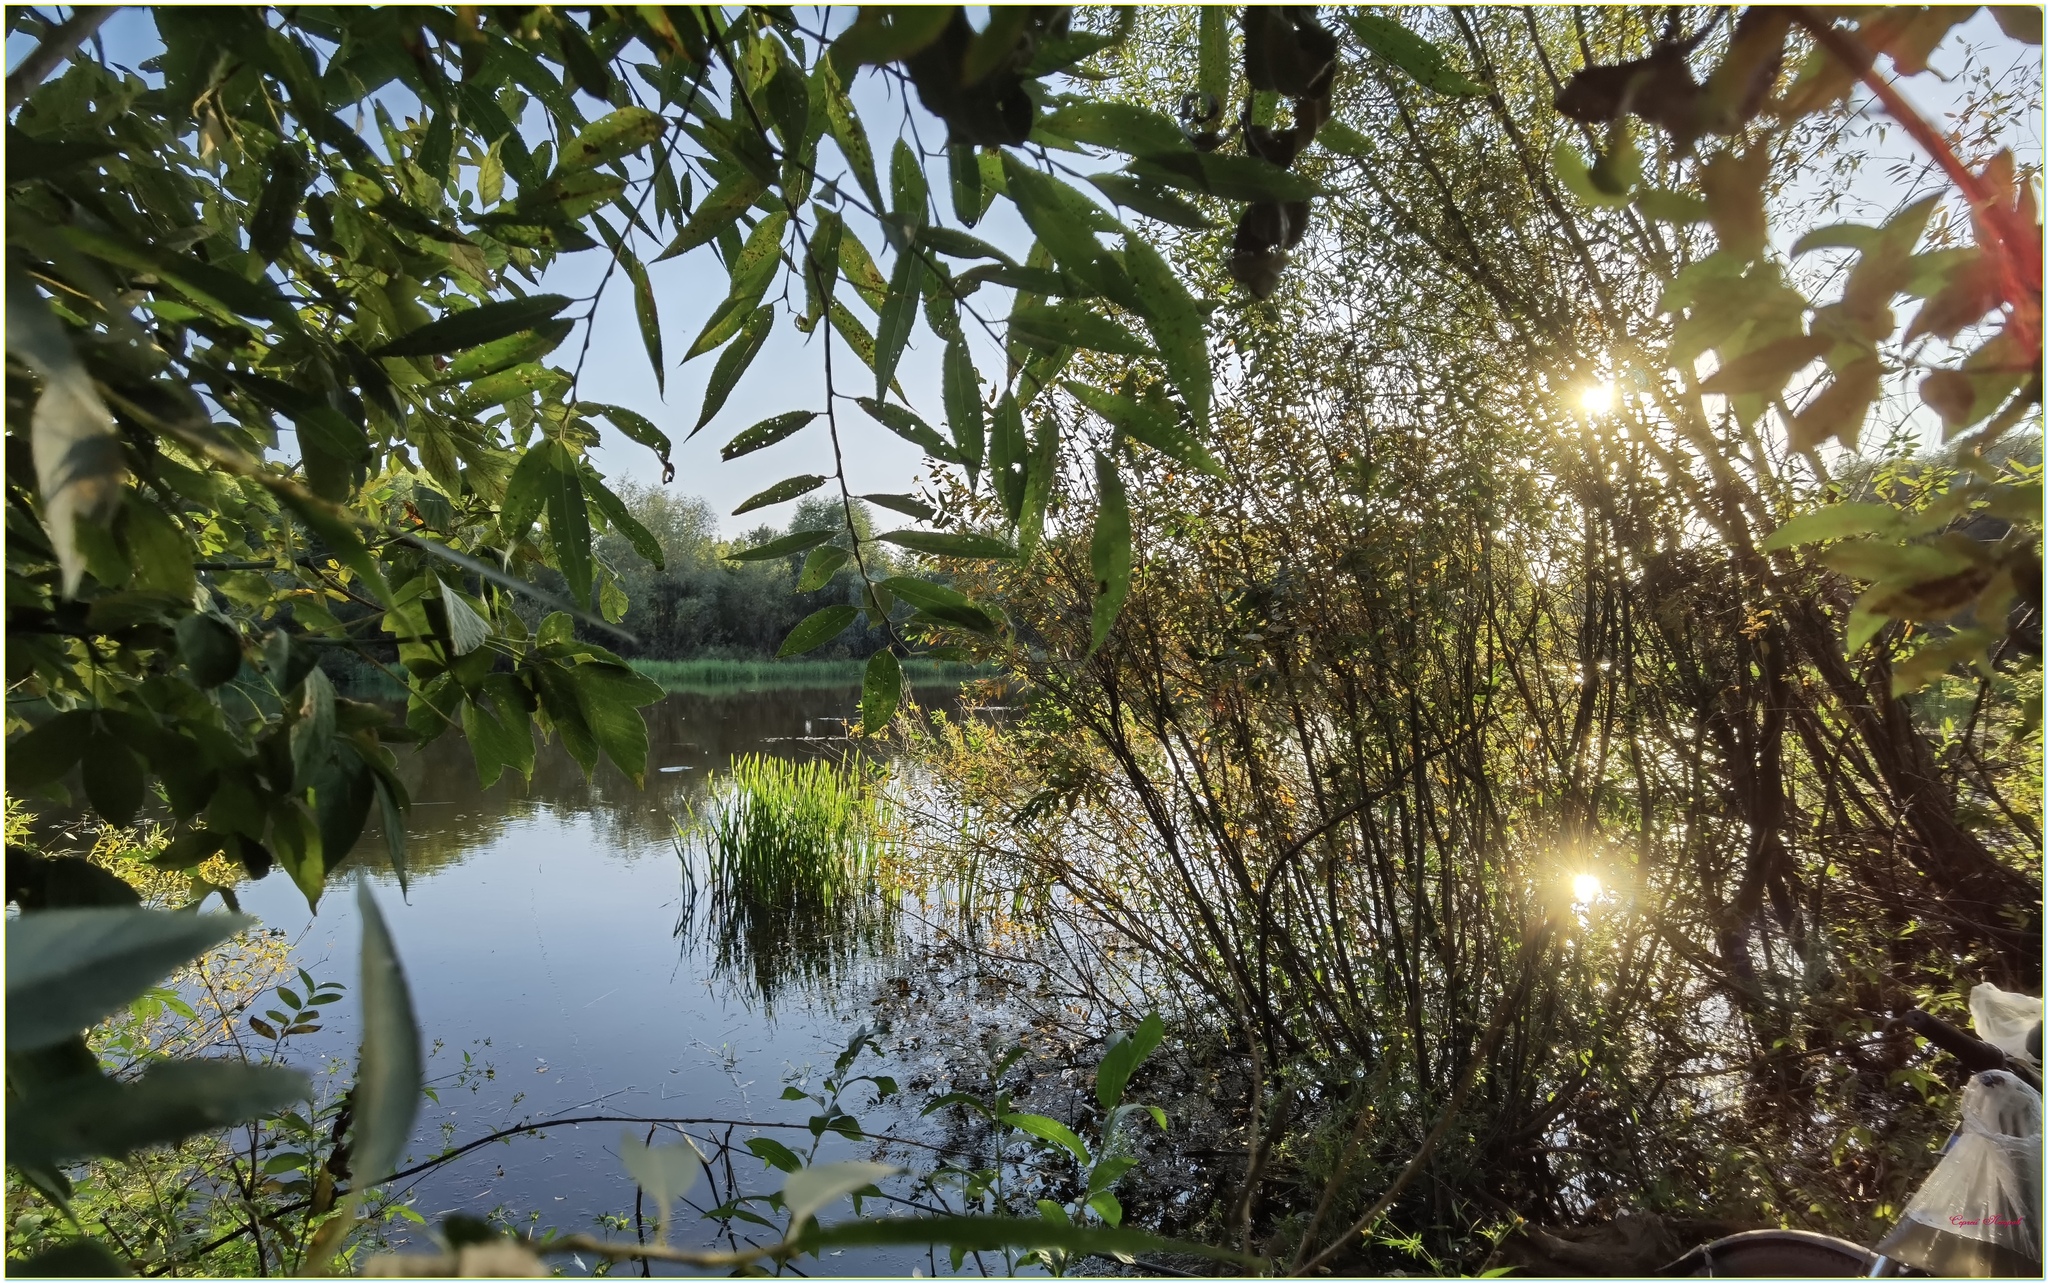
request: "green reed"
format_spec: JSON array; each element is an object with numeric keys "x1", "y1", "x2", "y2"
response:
[{"x1": 675, "y1": 754, "x2": 899, "y2": 1009}]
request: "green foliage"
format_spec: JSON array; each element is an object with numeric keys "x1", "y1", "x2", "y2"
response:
[{"x1": 1552, "y1": 7, "x2": 2042, "y2": 697}]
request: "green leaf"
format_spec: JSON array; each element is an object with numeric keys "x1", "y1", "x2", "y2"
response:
[
  {"x1": 518, "y1": 168, "x2": 627, "y2": 220},
  {"x1": 686, "y1": 212, "x2": 788, "y2": 360},
  {"x1": 9, "y1": 1059, "x2": 309, "y2": 1169},
  {"x1": 920, "y1": 226, "x2": 1015, "y2": 265},
  {"x1": 830, "y1": 7, "x2": 952, "y2": 67},
  {"x1": 1760, "y1": 503, "x2": 1906, "y2": 551},
  {"x1": 7, "y1": 909, "x2": 251, "y2": 1050},
  {"x1": 1120, "y1": 234, "x2": 1212, "y2": 432},
  {"x1": 584, "y1": 473, "x2": 665, "y2": 567},
  {"x1": 1002, "y1": 157, "x2": 1116, "y2": 287},
  {"x1": 779, "y1": 605, "x2": 860, "y2": 657},
  {"x1": 585, "y1": 403, "x2": 674, "y2": 470},
  {"x1": 372, "y1": 294, "x2": 572, "y2": 358},
  {"x1": 81, "y1": 729, "x2": 144, "y2": 828},
  {"x1": 1011, "y1": 301, "x2": 1152, "y2": 358},
  {"x1": 1086, "y1": 174, "x2": 1214, "y2": 230},
  {"x1": 949, "y1": 143, "x2": 984, "y2": 225},
  {"x1": 1126, "y1": 152, "x2": 1325, "y2": 203},
  {"x1": 746, "y1": 1137, "x2": 804, "y2": 1173},
  {"x1": 891, "y1": 138, "x2": 929, "y2": 233},
  {"x1": 724, "y1": 410, "x2": 820, "y2": 462},
  {"x1": 725, "y1": 529, "x2": 834, "y2": 562},
  {"x1": 1197, "y1": 6, "x2": 1231, "y2": 119},
  {"x1": 501, "y1": 444, "x2": 553, "y2": 540},
  {"x1": 696, "y1": 306, "x2": 773, "y2": 432},
  {"x1": 943, "y1": 337, "x2": 986, "y2": 481},
  {"x1": 862, "y1": 651, "x2": 902, "y2": 736},
  {"x1": 829, "y1": 299, "x2": 885, "y2": 378},
  {"x1": 863, "y1": 492, "x2": 937, "y2": 523},
  {"x1": 1086, "y1": 1191, "x2": 1123, "y2": 1226},
  {"x1": 249, "y1": 145, "x2": 309, "y2": 263},
  {"x1": 543, "y1": 440, "x2": 594, "y2": 609},
  {"x1": 874, "y1": 249, "x2": 924, "y2": 398},
  {"x1": 656, "y1": 174, "x2": 765, "y2": 261},
  {"x1": 856, "y1": 397, "x2": 959, "y2": 461},
  {"x1": 1317, "y1": 119, "x2": 1372, "y2": 158},
  {"x1": 816, "y1": 57, "x2": 882, "y2": 212},
  {"x1": 798, "y1": 544, "x2": 851, "y2": 591},
  {"x1": 878, "y1": 576, "x2": 998, "y2": 633},
  {"x1": 623, "y1": 248, "x2": 664, "y2": 396},
  {"x1": 1066, "y1": 381, "x2": 1221, "y2": 476},
  {"x1": 1089, "y1": 456, "x2": 1132, "y2": 654},
  {"x1": 566, "y1": 661, "x2": 666, "y2": 783},
  {"x1": 452, "y1": 363, "x2": 572, "y2": 414},
  {"x1": 1041, "y1": 102, "x2": 1189, "y2": 155},
  {"x1": 175, "y1": 613, "x2": 242, "y2": 688},
  {"x1": 1094, "y1": 1013, "x2": 1164, "y2": 1109},
  {"x1": 991, "y1": 392, "x2": 1029, "y2": 522},
  {"x1": 1346, "y1": 13, "x2": 1488, "y2": 95},
  {"x1": 5, "y1": 710, "x2": 93, "y2": 792},
  {"x1": 733, "y1": 474, "x2": 827, "y2": 516},
  {"x1": 441, "y1": 323, "x2": 574, "y2": 383},
  {"x1": 352, "y1": 883, "x2": 421, "y2": 1189},
  {"x1": 557, "y1": 106, "x2": 666, "y2": 170},
  {"x1": 878, "y1": 530, "x2": 1020, "y2": 560},
  {"x1": 8, "y1": 270, "x2": 124, "y2": 597},
  {"x1": 838, "y1": 231, "x2": 892, "y2": 310},
  {"x1": 1002, "y1": 1112, "x2": 1090, "y2": 1164}
]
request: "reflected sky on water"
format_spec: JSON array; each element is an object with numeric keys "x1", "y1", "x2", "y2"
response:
[{"x1": 236, "y1": 683, "x2": 977, "y2": 1274}]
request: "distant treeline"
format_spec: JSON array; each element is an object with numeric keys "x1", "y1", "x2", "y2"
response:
[{"x1": 589, "y1": 485, "x2": 899, "y2": 661}]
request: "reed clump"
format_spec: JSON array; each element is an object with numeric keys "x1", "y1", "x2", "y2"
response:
[{"x1": 676, "y1": 754, "x2": 900, "y2": 1008}]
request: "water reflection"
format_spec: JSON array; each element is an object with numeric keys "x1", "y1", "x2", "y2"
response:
[
  {"x1": 355, "y1": 688, "x2": 877, "y2": 873},
  {"x1": 351, "y1": 685, "x2": 946, "y2": 1011}
]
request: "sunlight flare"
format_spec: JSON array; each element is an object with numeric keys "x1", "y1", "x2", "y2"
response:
[
  {"x1": 1579, "y1": 383, "x2": 1616, "y2": 415},
  {"x1": 1571, "y1": 872, "x2": 1603, "y2": 905}
]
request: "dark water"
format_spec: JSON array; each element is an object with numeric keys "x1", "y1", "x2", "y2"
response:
[{"x1": 236, "y1": 685, "x2": 970, "y2": 1273}]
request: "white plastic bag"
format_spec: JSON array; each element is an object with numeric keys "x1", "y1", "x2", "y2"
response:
[
  {"x1": 1875, "y1": 1068, "x2": 2042, "y2": 1276},
  {"x1": 1971, "y1": 983, "x2": 2043, "y2": 1067}
]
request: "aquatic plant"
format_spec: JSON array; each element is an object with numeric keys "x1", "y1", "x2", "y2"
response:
[{"x1": 675, "y1": 755, "x2": 902, "y2": 1008}]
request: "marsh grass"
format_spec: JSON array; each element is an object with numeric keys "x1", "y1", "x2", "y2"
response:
[
  {"x1": 675, "y1": 755, "x2": 901, "y2": 1008},
  {"x1": 634, "y1": 657, "x2": 988, "y2": 691}
]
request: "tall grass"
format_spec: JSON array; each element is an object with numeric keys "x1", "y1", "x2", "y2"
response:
[
  {"x1": 635, "y1": 657, "x2": 989, "y2": 691},
  {"x1": 675, "y1": 754, "x2": 899, "y2": 1007}
]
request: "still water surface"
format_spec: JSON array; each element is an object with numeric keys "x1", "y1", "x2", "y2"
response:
[{"x1": 238, "y1": 684, "x2": 972, "y2": 1273}]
